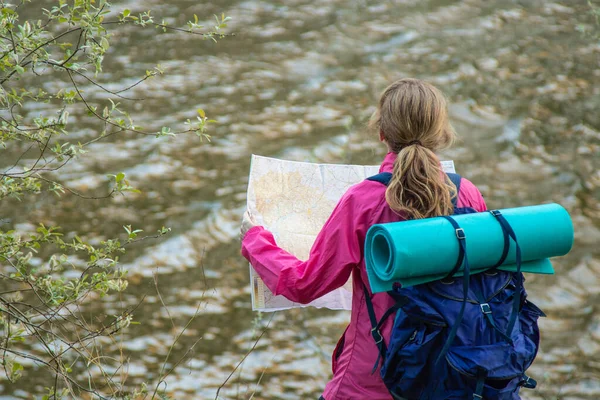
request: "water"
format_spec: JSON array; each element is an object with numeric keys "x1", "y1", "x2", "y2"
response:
[{"x1": 1, "y1": 0, "x2": 599, "y2": 398}]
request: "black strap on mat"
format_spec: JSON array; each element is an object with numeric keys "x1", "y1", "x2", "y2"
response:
[
  {"x1": 487, "y1": 211, "x2": 511, "y2": 271},
  {"x1": 489, "y1": 210, "x2": 523, "y2": 337},
  {"x1": 436, "y1": 215, "x2": 471, "y2": 365}
]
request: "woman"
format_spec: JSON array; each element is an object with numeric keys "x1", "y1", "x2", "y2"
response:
[{"x1": 240, "y1": 78, "x2": 487, "y2": 400}]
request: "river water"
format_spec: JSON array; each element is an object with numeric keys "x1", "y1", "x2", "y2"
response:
[{"x1": 1, "y1": 0, "x2": 599, "y2": 399}]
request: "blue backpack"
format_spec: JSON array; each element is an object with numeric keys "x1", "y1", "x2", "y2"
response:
[{"x1": 364, "y1": 172, "x2": 545, "y2": 400}]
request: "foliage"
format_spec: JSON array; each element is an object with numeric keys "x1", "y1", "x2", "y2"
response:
[
  {"x1": 0, "y1": 0, "x2": 230, "y2": 398},
  {"x1": 576, "y1": 1, "x2": 600, "y2": 38}
]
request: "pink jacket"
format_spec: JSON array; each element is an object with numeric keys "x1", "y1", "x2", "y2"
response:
[{"x1": 241, "y1": 152, "x2": 487, "y2": 400}]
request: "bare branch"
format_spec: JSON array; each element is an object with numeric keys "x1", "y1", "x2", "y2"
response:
[
  {"x1": 154, "y1": 272, "x2": 175, "y2": 330},
  {"x1": 215, "y1": 314, "x2": 276, "y2": 400},
  {"x1": 36, "y1": 174, "x2": 116, "y2": 200},
  {"x1": 0, "y1": 347, "x2": 112, "y2": 399},
  {"x1": 2, "y1": 142, "x2": 35, "y2": 175},
  {"x1": 113, "y1": 74, "x2": 153, "y2": 96},
  {"x1": 148, "y1": 22, "x2": 236, "y2": 38},
  {"x1": 44, "y1": 60, "x2": 145, "y2": 101},
  {"x1": 29, "y1": 132, "x2": 53, "y2": 172}
]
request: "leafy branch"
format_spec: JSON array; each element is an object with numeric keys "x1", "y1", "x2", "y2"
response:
[
  {"x1": 1, "y1": 0, "x2": 227, "y2": 200},
  {"x1": 0, "y1": 0, "x2": 234, "y2": 397}
]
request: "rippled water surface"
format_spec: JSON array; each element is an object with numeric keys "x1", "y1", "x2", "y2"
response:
[{"x1": 2, "y1": 0, "x2": 599, "y2": 398}]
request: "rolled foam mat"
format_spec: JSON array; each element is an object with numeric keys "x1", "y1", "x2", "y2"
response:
[{"x1": 365, "y1": 203, "x2": 573, "y2": 292}]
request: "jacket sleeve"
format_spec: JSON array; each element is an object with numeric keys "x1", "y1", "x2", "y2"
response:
[{"x1": 241, "y1": 190, "x2": 363, "y2": 304}]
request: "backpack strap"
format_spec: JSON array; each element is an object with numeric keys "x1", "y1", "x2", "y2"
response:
[
  {"x1": 473, "y1": 368, "x2": 487, "y2": 400},
  {"x1": 366, "y1": 172, "x2": 392, "y2": 186},
  {"x1": 362, "y1": 281, "x2": 408, "y2": 373},
  {"x1": 362, "y1": 281, "x2": 387, "y2": 372},
  {"x1": 446, "y1": 172, "x2": 462, "y2": 208},
  {"x1": 471, "y1": 285, "x2": 513, "y2": 344}
]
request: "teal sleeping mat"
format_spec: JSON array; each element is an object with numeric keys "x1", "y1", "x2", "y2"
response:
[{"x1": 364, "y1": 203, "x2": 573, "y2": 292}]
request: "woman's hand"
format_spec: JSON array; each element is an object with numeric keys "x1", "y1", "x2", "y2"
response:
[{"x1": 240, "y1": 210, "x2": 258, "y2": 240}]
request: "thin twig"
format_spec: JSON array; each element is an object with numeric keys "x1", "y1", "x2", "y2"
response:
[
  {"x1": 2, "y1": 142, "x2": 35, "y2": 175},
  {"x1": 59, "y1": 30, "x2": 85, "y2": 68},
  {"x1": 1, "y1": 156, "x2": 72, "y2": 177},
  {"x1": 154, "y1": 272, "x2": 175, "y2": 330},
  {"x1": 113, "y1": 74, "x2": 153, "y2": 95},
  {"x1": 215, "y1": 313, "x2": 275, "y2": 400},
  {"x1": 164, "y1": 336, "x2": 203, "y2": 377},
  {"x1": 36, "y1": 174, "x2": 116, "y2": 200},
  {"x1": 248, "y1": 363, "x2": 270, "y2": 400},
  {"x1": 29, "y1": 132, "x2": 53, "y2": 172},
  {"x1": 44, "y1": 60, "x2": 145, "y2": 101},
  {"x1": 151, "y1": 302, "x2": 204, "y2": 399},
  {"x1": 0, "y1": 347, "x2": 111, "y2": 399},
  {"x1": 149, "y1": 23, "x2": 236, "y2": 38}
]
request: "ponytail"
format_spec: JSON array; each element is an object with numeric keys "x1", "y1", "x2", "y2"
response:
[{"x1": 385, "y1": 144, "x2": 455, "y2": 220}]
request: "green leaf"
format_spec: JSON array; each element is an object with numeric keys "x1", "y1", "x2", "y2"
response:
[
  {"x1": 12, "y1": 361, "x2": 23, "y2": 374},
  {"x1": 115, "y1": 172, "x2": 125, "y2": 183},
  {"x1": 100, "y1": 37, "x2": 110, "y2": 51},
  {"x1": 197, "y1": 108, "x2": 205, "y2": 118},
  {"x1": 123, "y1": 8, "x2": 130, "y2": 17},
  {"x1": 2, "y1": 7, "x2": 16, "y2": 16}
]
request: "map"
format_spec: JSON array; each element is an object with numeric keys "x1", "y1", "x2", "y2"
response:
[{"x1": 247, "y1": 155, "x2": 455, "y2": 311}]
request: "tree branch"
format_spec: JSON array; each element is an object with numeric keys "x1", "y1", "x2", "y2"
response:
[
  {"x1": 214, "y1": 314, "x2": 275, "y2": 400},
  {"x1": 44, "y1": 60, "x2": 145, "y2": 101}
]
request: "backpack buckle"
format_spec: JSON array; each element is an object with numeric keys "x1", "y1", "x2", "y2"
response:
[
  {"x1": 371, "y1": 327, "x2": 383, "y2": 344},
  {"x1": 490, "y1": 209, "x2": 502, "y2": 217},
  {"x1": 480, "y1": 303, "x2": 492, "y2": 314},
  {"x1": 520, "y1": 375, "x2": 537, "y2": 389},
  {"x1": 455, "y1": 228, "x2": 466, "y2": 240},
  {"x1": 473, "y1": 395, "x2": 483, "y2": 400}
]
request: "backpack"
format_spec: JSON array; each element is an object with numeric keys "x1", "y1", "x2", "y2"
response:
[{"x1": 363, "y1": 172, "x2": 546, "y2": 400}]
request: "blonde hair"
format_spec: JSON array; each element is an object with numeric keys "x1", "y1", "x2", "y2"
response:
[{"x1": 369, "y1": 78, "x2": 457, "y2": 220}]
